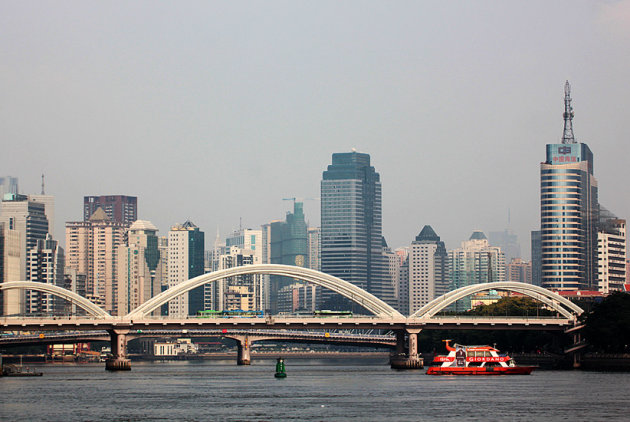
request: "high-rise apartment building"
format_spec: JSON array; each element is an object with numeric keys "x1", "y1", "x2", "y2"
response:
[
  {"x1": 407, "y1": 226, "x2": 449, "y2": 314},
  {"x1": 277, "y1": 282, "x2": 317, "y2": 313},
  {"x1": 394, "y1": 247, "x2": 409, "y2": 315},
  {"x1": 596, "y1": 215, "x2": 626, "y2": 293},
  {"x1": 382, "y1": 239, "x2": 400, "y2": 311},
  {"x1": 0, "y1": 194, "x2": 49, "y2": 315},
  {"x1": 507, "y1": 258, "x2": 532, "y2": 284},
  {"x1": 65, "y1": 208, "x2": 128, "y2": 314},
  {"x1": 167, "y1": 221, "x2": 204, "y2": 317},
  {"x1": 27, "y1": 234, "x2": 65, "y2": 315},
  {"x1": 448, "y1": 231, "x2": 506, "y2": 311},
  {"x1": 1, "y1": 222, "x2": 23, "y2": 315},
  {"x1": 0, "y1": 223, "x2": 4, "y2": 313},
  {"x1": 307, "y1": 227, "x2": 321, "y2": 271},
  {"x1": 63, "y1": 267, "x2": 87, "y2": 315},
  {"x1": 226, "y1": 228, "x2": 262, "y2": 256},
  {"x1": 117, "y1": 220, "x2": 166, "y2": 315},
  {"x1": 84, "y1": 195, "x2": 137, "y2": 225},
  {"x1": 540, "y1": 82, "x2": 599, "y2": 290},
  {"x1": 215, "y1": 246, "x2": 264, "y2": 312},
  {"x1": 321, "y1": 151, "x2": 392, "y2": 308}
]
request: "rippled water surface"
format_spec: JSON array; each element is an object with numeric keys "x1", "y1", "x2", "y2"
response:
[{"x1": 1, "y1": 358, "x2": 629, "y2": 421}]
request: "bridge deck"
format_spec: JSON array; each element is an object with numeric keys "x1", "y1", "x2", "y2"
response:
[{"x1": 1, "y1": 316, "x2": 574, "y2": 332}]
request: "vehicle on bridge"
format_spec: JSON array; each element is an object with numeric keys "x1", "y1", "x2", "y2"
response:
[
  {"x1": 313, "y1": 310, "x2": 353, "y2": 318},
  {"x1": 196, "y1": 310, "x2": 264, "y2": 318},
  {"x1": 426, "y1": 340, "x2": 535, "y2": 376}
]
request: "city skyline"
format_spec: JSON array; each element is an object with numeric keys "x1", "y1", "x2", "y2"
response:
[{"x1": 3, "y1": 2, "x2": 630, "y2": 257}]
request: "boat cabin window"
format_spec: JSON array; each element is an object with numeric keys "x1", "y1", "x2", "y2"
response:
[{"x1": 469, "y1": 351, "x2": 492, "y2": 357}]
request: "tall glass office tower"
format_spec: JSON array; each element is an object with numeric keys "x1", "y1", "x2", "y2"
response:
[
  {"x1": 540, "y1": 82, "x2": 598, "y2": 290},
  {"x1": 321, "y1": 152, "x2": 392, "y2": 308}
]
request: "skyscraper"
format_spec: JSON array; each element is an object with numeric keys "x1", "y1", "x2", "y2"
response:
[
  {"x1": 321, "y1": 151, "x2": 391, "y2": 308},
  {"x1": 407, "y1": 226, "x2": 449, "y2": 313},
  {"x1": 29, "y1": 174, "x2": 55, "y2": 238},
  {"x1": 268, "y1": 201, "x2": 308, "y2": 313},
  {"x1": 84, "y1": 195, "x2": 137, "y2": 225},
  {"x1": 489, "y1": 229, "x2": 521, "y2": 265},
  {"x1": 167, "y1": 221, "x2": 204, "y2": 317},
  {"x1": 540, "y1": 82, "x2": 599, "y2": 290}
]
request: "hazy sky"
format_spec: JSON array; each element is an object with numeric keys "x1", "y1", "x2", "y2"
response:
[{"x1": 2, "y1": 1, "x2": 630, "y2": 258}]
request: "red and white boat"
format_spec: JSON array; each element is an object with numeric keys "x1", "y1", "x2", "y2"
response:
[{"x1": 426, "y1": 340, "x2": 535, "y2": 376}]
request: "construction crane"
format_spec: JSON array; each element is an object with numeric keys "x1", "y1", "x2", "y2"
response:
[{"x1": 282, "y1": 197, "x2": 319, "y2": 205}]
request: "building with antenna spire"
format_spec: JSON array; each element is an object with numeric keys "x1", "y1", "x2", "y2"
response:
[
  {"x1": 28, "y1": 174, "x2": 55, "y2": 239},
  {"x1": 540, "y1": 81, "x2": 599, "y2": 291},
  {"x1": 562, "y1": 80, "x2": 576, "y2": 144}
]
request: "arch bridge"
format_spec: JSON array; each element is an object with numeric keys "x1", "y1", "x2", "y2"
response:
[{"x1": 1, "y1": 267, "x2": 584, "y2": 369}]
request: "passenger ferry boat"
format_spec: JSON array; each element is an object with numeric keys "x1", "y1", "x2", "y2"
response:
[{"x1": 426, "y1": 340, "x2": 535, "y2": 375}]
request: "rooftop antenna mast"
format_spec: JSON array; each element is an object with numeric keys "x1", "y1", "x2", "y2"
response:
[
  {"x1": 41, "y1": 174, "x2": 45, "y2": 195},
  {"x1": 562, "y1": 80, "x2": 576, "y2": 144}
]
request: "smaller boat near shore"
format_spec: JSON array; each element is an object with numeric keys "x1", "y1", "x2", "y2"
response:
[
  {"x1": 1, "y1": 355, "x2": 43, "y2": 377},
  {"x1": 426, "y1": 340, "x2": 535, "y2": 376},
  {"x1": 2, "y1": 364, "x2": 43, "y2": 377}
]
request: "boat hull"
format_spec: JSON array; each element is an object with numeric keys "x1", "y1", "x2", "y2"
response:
[{"x1": 426, "y1": 366, "x2": 535, "y2": 376}]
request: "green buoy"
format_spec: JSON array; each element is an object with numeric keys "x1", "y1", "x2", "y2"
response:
[{"x1": 274, "y1": 357, "x2": 287, "y2": 378}]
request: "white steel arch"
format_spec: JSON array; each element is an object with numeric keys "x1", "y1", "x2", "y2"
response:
[
  {"x1": 0, "y1": 281, "x2": 111, "y2": 318},
  {"x1": 127, "y1": 264, "x2": 403, "y2": 319},
  {"x1": 410, "y1": 281, "x2": 583, "y2": 320}
]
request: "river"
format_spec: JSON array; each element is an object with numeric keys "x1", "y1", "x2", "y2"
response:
[{"x1": 1, "y1": 358, "x2": 628, "y2": 421}]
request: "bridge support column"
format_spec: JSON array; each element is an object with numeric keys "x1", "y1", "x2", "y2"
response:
[
  {"x1": 236, "y1": 336, "x2": 251, "y2": 365},
  {"x1": 573, "y1": 331, "x2": 582, "y2": 369},
  {"x1": 390, "y1": 329, "x2": 423, "y2": 369},
  {"x1": 395, "y1": 330, "x2": 406, "y2": 355},
  {"x1": 105, "y1": 329, "x2": 131, "y2": 371}
]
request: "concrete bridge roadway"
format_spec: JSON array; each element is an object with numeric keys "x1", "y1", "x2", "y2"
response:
[
  {"x1": 0, "y1": 315, "x2": 576, "y2": 332},
  {"x1": 1, "y1": 315, "x2": 575, "y2": 369},
  {"x1": 0, "y1": 328, "x2": 397, "y2": 349}
]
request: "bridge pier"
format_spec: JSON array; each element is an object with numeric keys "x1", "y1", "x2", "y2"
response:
[
  {"x1": 572, "y1": 331, "x2": 582, "y2": 368},
  {"x1": 235, "y1": 336, "x2": 251, "y2": 365},
  {"x1": 390, "y1": 329, "x2": 423, "y2": 369},
  {"x1": 105, "y1": 329, "x2": 131, "y2": 371}
]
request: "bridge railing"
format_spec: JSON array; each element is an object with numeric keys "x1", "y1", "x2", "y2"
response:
[{"x1": 424, "y1": 315, "x2": 569, "y2": 320}]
